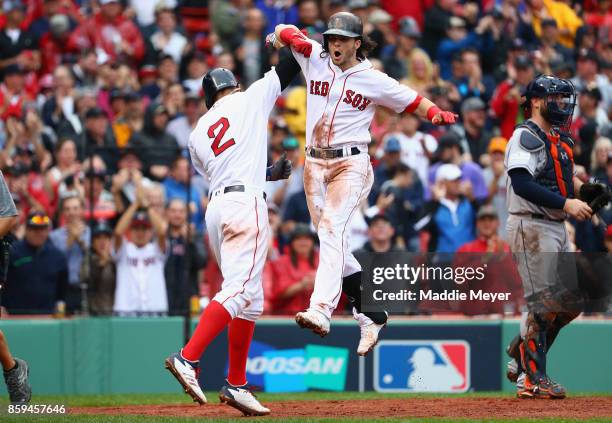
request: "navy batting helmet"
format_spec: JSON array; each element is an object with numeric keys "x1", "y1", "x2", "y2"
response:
[
  {"x1": 202, "y1": 68, "x2": 239, "y2": 109},
  {"x1": 522, "y1": 75, "x2": 576, "y2": 127},
  {"x1": 323, "y1": 12, "x2": 363, "y2": 39}
]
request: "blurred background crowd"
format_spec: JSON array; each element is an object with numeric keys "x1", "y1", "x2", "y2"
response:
[{"x1": 0, "y1": 0, "x2": 611, "y2": 317}]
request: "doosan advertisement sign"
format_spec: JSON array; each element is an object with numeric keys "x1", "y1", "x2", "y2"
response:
[{"x1": 233, "y1": 341, "x2": 349, "y2": 392}]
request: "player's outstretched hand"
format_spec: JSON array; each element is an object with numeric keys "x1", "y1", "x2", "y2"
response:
[
  {"x1": 265, "y1": 33, "x2": 284, "y2": 49},
  {"x1": 267, "y1": 153, "x2": 292, "y2": 181},
  {"x1": 431, "y1": 110, "x2": 458, "y2": 125},
  {"x1": 563, "y1": 198, "x2": 592, "y2": 221}
]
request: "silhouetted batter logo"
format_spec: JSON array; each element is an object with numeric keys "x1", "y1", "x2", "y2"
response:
[{"x1": 373, "y1": 340, "x2": 470, "y2": 393}]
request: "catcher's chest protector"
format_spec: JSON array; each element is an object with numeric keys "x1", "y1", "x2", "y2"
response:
[{"x1": 520, "y1": 121, "x2": 575, "y2": 198}]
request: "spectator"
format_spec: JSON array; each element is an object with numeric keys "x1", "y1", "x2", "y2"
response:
[
  {"x1": 39, "y1": 14, "x2": 73, "y2": 76},
  {"x1": 269, "y1": 137, "x2": 304, "y2": 214},
  {"x1": 370, "y1": 137, "x2": 403, "y2": 204},
  {"x1": 72, "y1": 107, "x2": 117, "y2": 170},
  {"x1": 437, "y1": 16, "x2": 494, "y2": 81},
  {"x1": 427, "y1": 132, "x2": 488, "y2": 203},
  {"x1": 256, "y1": 0, "x2": 299, "y2": 36},
  {"x1": 83, "y1": 166, "x2": 116, "y2": 221},
  {"x1": 70, "y1": 49, "x2": 99, "y2": 89},
  {"x1": 573, "y1": 85, "x2": 611, "y2": 167},
  {"x1": 237, "y1": 8, "x2": 270, "y2": 88},
  {"x1": 110, "y1": 148, "x2": 153, "y2": 212},
  {"x1": 451, "y1": 97, "x2": 493, "y2": 164},
  {"x1": 537, "y1": 18, "x2": 573, "y2": 64},
  {"x1": 162, "y1": 156, "x2": 203, "y2": 230},
  {"x1": 0, "y1": 0, "x2": 40, "y2": 72},
  {"x1": 422, "y1": 0, "x2": 456, "y2": 58},
  {"x1": 181, "y1": 52, "x2": 208, "y2": 94},
  {"x1": 383, "y1": 113, "x2": 437, "y2": 186},
  {"x1": 482, "y1": 137, "x2": 509, "y2": 239},
  {"x1": 268, "y1": 224, "x2": 318, "y2": 314},
  {"x1": 401, "y1": 49, "x2": 437, "y2": 97},
  {"x1": 423, "y1": 164, "x2": 476, "y2": 253},
  {"x1": 354, "y1": 214, "x2": 403, "y2": 253},
  {"x1": 376, "y1": 163, "x2": 424, "y2": 251},
  {"x1": 81, "y1": 221, "x2": 116, "y2": 316},
  {"x1": 42, "y1": 65, "x2": 78, "y2": 132},
  {"x1": 571, "y1": 49, "x2": 612, "y2": 112},
  {"x1": 526, "y1": 0, "x2": 582, "y2": 49},
  {"x1": 148, "y1": 4, "x2": 188, "y2": 63},
  {"x1": 298, "y1": 0, "x2": 326, "y2": 35},
  {"x1": 455, "y1": 204, "x2": 523, "y2": 314},
  {"x1": 165, "y1": 199, "x2": 207, "y2": 316},
  {"x1": 167, "y1": 92, "x2": 204, "y2": 149},
  {"x1": 68, "y1": 0, "x2": 145, "y2": 65},
  {"x1": 591, "y1": 137, "x2": 612, "y2": 181},
  {"x1": 127, "y1": 0, "x2": 177, "y2": 30},
  {"x1": 49, "y1": 194, "x2": 90, "y2": 312},
  {"x1": 44, "y1": 137, "x2": 80, "y2": 205},
  {"x1": 0, "y1": 64, "x2": 34, "y2": 123},
  {"x1": 4, "y1": 212, "x2": 67, "y2": 314},
  {"x1": 381, "y1": 16, "x2": 424, "y2": 80},
  {"x1": 366, "y1": 8, "x2": 394, "y2": 59},
  {"x1": 490, "y1": 55, "x2": 535, "y2": 140},
  {"x1": 129, "y1": 102, "x2": 180, "y2": 180},
  {"x1": 451, "y1": 48, "x2": 496, "y2": 103},
  {"x1": 112, "y1": 188, "x2": 168, "y2": 316}
]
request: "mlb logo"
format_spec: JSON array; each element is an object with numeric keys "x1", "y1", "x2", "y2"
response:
[{"x1": 373, "y1": 340, "x2": 470, "y2": 393}]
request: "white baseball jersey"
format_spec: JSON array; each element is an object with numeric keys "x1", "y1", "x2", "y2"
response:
[
  {"x1": 291, "y1": 40, "x2": 420, "y2": 148},
  {"x1": 188, "y1": 69, "x2": 282, "y2": 193},
  {"x1": 113, "y1": 240, "x2": 168, "y2": 315}
]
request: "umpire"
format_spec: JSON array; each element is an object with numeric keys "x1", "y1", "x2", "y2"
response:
[{"x1": 503, "y1": 75, "x2": 592, "y2": 399}]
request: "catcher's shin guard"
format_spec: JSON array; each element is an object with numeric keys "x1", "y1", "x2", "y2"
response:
[
  {"x1": 521, "y1": 312, "x2": 553, "y2": 384},
  {"x1": 342, "y1": 271, "x2": 387, "y2": 325},
  {"x1": 506, "y1": 334, "x2": 524, "y2": 382}
]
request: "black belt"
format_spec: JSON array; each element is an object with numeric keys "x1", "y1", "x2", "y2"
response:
[
  {"x1": 511, "y1": 212, "x2": 564, "y2": 223},
  {"x1": 307, "y1": 146, "x2": 361, "y2": 160},
  {"x1": 208, "y1": 185, "x2": 267, "y2": 201}
]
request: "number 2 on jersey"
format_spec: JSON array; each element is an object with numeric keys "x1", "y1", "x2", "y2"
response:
[{"x1": 208, "y1": 117, "x2": 236, "y2": 156}]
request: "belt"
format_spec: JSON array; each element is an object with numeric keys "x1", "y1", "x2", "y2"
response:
[
  {"x1": 510, "y1": 212, "x2": 564, "y2": 223},
  {"x1": 208, "y1": 185, "x2": 267, "y2": 201},
  {"x1": 307, "y1": 146, "x2": 361, "y2": 160}
]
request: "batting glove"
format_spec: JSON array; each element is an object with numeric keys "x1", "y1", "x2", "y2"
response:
[
  {"x1": 280, "y1": 27, "x2": 312, "y2": 58},
  {"x1": 266, "y1": 153, "x2": 292, "y2": 181},
  {"x1": 427, "y1": 106, "x2": 458, "y2": 125}
]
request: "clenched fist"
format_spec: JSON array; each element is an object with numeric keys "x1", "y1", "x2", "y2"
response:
[{"x1": 267, "y1": 153, "x2": 292, "y2": 181}]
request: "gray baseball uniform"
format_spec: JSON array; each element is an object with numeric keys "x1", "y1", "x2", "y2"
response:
[{"x1": 0, "y1": 171, "x2": 17, "y2": 218}]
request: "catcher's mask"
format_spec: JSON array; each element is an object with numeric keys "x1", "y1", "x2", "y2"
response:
[
  {"x1": 521, "y1": 75, "x2": 576, "y2": 128},
  {"x1": 202, "y1": 68, "x2": 239, "y2": 109}
]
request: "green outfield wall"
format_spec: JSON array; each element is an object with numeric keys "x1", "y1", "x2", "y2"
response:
[{"x1": 0, "y1": 317, "x2": 610, "y2": 395}]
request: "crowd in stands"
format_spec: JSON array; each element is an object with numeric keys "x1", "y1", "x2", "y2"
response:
[{"x1": 1, "y1": 0, "x2": 611, "y2": 317}]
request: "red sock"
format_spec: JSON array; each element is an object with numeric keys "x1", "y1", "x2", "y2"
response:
[
  {"x1": 182, "y1": 301, "x2": 232, "y2": 362},
  {"x1": 227, "y1": 318, "x2": 255, "y2": 386}
]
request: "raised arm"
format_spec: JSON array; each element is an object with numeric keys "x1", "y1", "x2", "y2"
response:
[{"x1": 113, "y1": 199, "x2": 139, "y2": 251}]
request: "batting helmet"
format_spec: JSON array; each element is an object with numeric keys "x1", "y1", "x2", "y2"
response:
[
  {"x1": 522, "y1": 75, "x2": 576, "y2": 127},
  {"x1": 202, "y1": 68, "x2": 239, "y2": 109},
  {"x1": 323, "y1": 12, "x2": 363, "y2": 39}
]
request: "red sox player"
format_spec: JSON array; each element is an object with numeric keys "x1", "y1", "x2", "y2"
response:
[
  {"x1": 273, "y1": 12, "x2": 457, "y2": 355},
  {"x1": 165, "y1": 52, "x2": 299, "y2": 416}
]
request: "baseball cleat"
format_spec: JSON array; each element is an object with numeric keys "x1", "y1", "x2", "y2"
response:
[
  {"x1": 357, "y1": 322, "x2": 386, "y2": 356},
  {"x1": 219, "y1": 382, "x2": 270, "y2": 416},
  {"x1": 3, "y1": 358, "x2": 32, "y2": 404},
  {"x1": 506, "y1": 358, "x2": 519, "y2": 382},
  {"x1": 516, "y1": 375, "x2": 567, "y2": 399},
  {"x1": 164, "y1": 352, "x2": 207, "y2": 405},
  {"x1": 295, "y1": 309, "x2": 330, "y2": 337}
]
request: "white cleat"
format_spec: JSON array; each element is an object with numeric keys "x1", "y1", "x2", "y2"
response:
[
  {"x1": 295, "y1": 309, "x2": 330, "y2": 337},
  {"x1": 164, "y1": 352, "x2": 207, "y2": 405},
  {"x1": 219, "y1": 383, "x2": 270, "y2": 416},
  {"x1": 357, "y1": 322, "x2": 385, "y2": 356}
]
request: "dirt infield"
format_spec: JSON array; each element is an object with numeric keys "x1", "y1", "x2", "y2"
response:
[{"x1": 71, "y1": 397, "x2": 612, "y2": 419}]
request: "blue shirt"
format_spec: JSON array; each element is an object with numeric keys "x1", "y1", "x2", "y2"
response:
[
  {"x1": 50, "y1": 226, "x2": 90, "y2": 286},
  {"x1": 4, "y1": 239, "x2": 67, "y2": 314},
  {"x1": 433, "y1": 199, "x2": 476, "y2": 252},
  {"x1": 163, "y1": 177, "x2": 204, "y2": 232}
]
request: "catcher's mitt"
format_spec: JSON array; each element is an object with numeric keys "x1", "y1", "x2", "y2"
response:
[{"x1": 580, "y1": 180, "x2": 612, "y2": 213}]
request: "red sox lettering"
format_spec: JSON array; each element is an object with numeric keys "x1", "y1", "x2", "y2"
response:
[
  {"x1": 309, "y1": 80, "x2": 330, "y2": 97},
  {"x1": 343, "y1": 90, "x2": 371, "y2": 111}
]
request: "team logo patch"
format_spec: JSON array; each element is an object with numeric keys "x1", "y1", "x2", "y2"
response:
[
  {"x1": 373, "y1": 340, "x2": 470, "y2": 393},
  {"x1": 230, "y1": 341, "x2": 349, "y2": 392}
]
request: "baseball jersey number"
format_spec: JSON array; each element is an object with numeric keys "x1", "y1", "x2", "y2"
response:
[{"x1": 208, "y1": 117, "x2": 236, "y2": 156}]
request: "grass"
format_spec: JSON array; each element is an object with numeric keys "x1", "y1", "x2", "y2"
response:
[{"x1": 0, "y1": 392, "x2": 610, "y2": 423}]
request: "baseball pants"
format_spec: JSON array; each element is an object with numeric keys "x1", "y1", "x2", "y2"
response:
[
  {"x1": 304, "y1": 152, "x2": 374, "y2": 319},
  {"x1": 206, "y1": 190, "x2": 270, "y2": 322}
]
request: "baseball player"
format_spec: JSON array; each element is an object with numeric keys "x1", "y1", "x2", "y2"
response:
[
  {"x1": 503, "y1": 75, "x2": 602, "y2": 399},
  {"x1": 164, "y1": 53, "x2": 299, "y2": 416},
  {"x1": 0, "y1": 170, "x2": 32, "y2": 404},
  {"x1": 271, "y1": 12, "x2": 456, "y2": 355}
]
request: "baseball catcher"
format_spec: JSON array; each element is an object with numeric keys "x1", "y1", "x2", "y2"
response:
[{"x1": 504, "y1": 75, "x2": 595, "y2": 399}]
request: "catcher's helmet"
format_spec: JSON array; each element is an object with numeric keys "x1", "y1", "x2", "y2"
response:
[
  {"x1": 202, "y1": 68, "x2": 239, "y2": 109},
  {"x1": 522, "y1": 75, "x2": 576, "y2": 127},
  {"x1": 323, "y1": 12, "x2": 363, "y2": 39}
]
